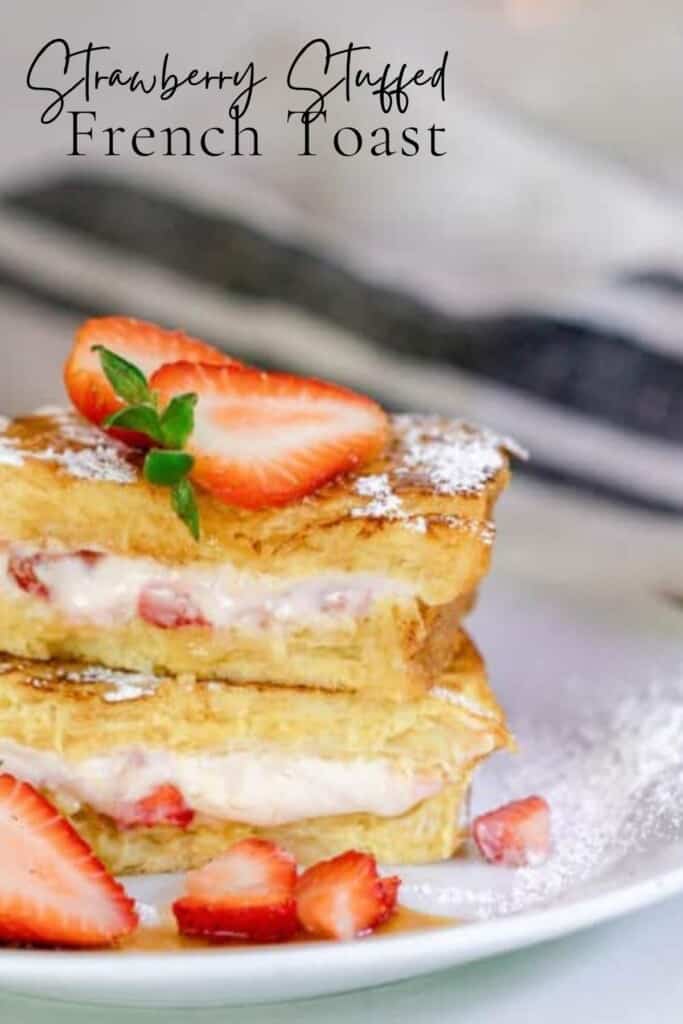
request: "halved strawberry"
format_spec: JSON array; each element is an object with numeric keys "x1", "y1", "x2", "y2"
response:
[
  {"x1": 138, "y1": 582, "x2": 208, "y2": 629},
  {"x1": 473, "y1": 795, "x2": 551, "y2": 868},
  {"x1": 295, "y1": 850, "x2": 400, "y2": 940},
  {"x1": 151, "y1": 362, "x2": 389, "y2": 508},
  {"x1": 64, "y1": 316, "x2": 238, "y2": 441},
  {"x1": 117, "y1": 784, "x2": 194, "y2": 830},
  {"x1": 172, "y1": 838, "x2": 298, "y2": 943},
  {"x1": 0, "y1": 774, "x2": 137, "y2": 947},
  {"x1": 8, "y1": 549, "x2": 103, "y2": 602}
]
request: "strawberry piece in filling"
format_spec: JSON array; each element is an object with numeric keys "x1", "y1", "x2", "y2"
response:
[
  {"x1": 138, "y1": 582, "x2": 208, "y2": 629},
  {"x1": 116, "y1": 784, "x2": 194, "y2": 830},
  {"x1": 7, "y1": 549, "x2": 103, "y2": 602}
]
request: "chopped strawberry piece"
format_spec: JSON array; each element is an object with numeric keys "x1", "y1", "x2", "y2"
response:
[
  {"x1": 117, "y1": 784, "x2": 194, "y2": 830},
  {"x1": 8, "y1": 549, "x2": 103, "y2": 601},
  {"x1": 7, "y1": 553, "x2": 49, "y2": 599},
  {"x1": 0, "y1": 774, "x2": 137, "y2": 947},
  {"x1": 295, "y1": 850, "x2": 400, "y2": 940},
  {"x1": 64, "y1": 316, "x2": 239, "y2": 443},
  {"x1": 173, "y1": 838, "x2": 298, "y2": 943},
  {"x1": 473, "y1": 795, "x2": 551, "y2": 868},
  {"x1": 138, "y1": 582, "x2": 208, "y2": 629},
  {"x1": 151, "y1": 362, "x2": 388, "y2": 509}
]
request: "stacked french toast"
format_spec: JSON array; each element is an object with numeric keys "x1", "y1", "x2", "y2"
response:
[{"x1": 0, "y1": 317, "x2": 516, "y2": 876}]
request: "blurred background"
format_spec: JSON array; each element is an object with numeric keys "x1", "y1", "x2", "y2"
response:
[{"x1": 1, "y1": 0, "x2": 682, "y2": 598}]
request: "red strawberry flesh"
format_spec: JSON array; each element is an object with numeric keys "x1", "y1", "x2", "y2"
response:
[
  {"x1": 116, "y1": 784, "x2": 194, "y2": 830},
  {"x1": 8, "y1": 549, "x2": 103, "y2": 602},
  {"x1": 64, "y1": 316, "x2": 238, "y2": 442},
  {"x1": 473, "y1": 795, "x2": 551, "y2": 868},
  {"x1": 0, "y1": 774, "x2": 137, "y2": 947},
  {"x1": 151, "y1": 362, "x2": 388, "y2": 509},
  {"x1": 295, "y1": 850, "x2": 400, "y2": 940},
  {"x1": 173, "y1": 838, "x2": 298, "y2": 943},
  {"x1": 138, "y1": 582, "x2": 208, "y2": 629}
]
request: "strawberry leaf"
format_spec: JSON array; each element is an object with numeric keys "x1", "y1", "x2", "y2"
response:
[
  {"x1": 92, "y1": 346, "x2": 151, "y2": 405},
  {"x1": 105, "y1": 405, "x2": 165, "y2": 444},
  {"x1": 89, "y1": 344, "x2": 202, "y2": 540},
  {"x1": 160, "y1": 393, "x2": 197, "y2": 449},
  {"x1": 172, "y1": 478, "x2": 200, "y2": 540},
  {"x1": 144, "y1": 449, "x2": 195, "y2": 486}
]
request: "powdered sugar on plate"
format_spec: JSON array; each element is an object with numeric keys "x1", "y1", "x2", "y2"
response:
[{"x1": 405, "y1": 672, "x2": 683, "y2": 919}]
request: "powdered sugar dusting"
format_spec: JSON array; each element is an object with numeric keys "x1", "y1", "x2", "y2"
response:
[
  {"x1": 393, "y1": 414, "x2": 522, "y2": 494},
  {"x1": 0, "y1": 409, "x2": 137, "y2": 483},
  {"x1": 351, "y1": 415, "x2": 518, "y2": 537},
  {"x1": 407, "y1": 675, "x2": 683, "y2": 919},
  {"x1": 2, "y1": 660, "x2": 160, "y2": 702},
  {"x1": 39, "y1": 443, "x2": 137, "y2": 484},
  {"x1": 352, "y1": 474, "x2": 497, "y2": 543},
  {"x1": 64, "y1": 665, "x2": 160, "y2": 702},
  {"x1": 354, "y1": 473, "x2": 403, "y2": 518}
]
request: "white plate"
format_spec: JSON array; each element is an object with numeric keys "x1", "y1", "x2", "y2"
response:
[{"x1": 0, "y1": 575, "x2": 681, "y2": 1009}]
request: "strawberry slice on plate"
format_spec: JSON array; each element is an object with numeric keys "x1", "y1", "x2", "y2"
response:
[
  {"x1": 151, "y1": 362, "x2": 389, "y2": 508},
  {"x1": 116, "y1": 784, "x2": 195, "y2": 830},
  {"x1": 473, "y1": 795, "x2": 551, "y2": 868},
  {"x1": 295, "y1": 850, "x2": 400, "y2": 940},
  {"x1": 0, "y1": 774, "x2": 137, "y2": 947},
  {"x1": 173, "y1": 838, "x2": 298, "y2": 943},
  {"x1": 64, "y1": 316, "x2": 238, "y2": 440}
]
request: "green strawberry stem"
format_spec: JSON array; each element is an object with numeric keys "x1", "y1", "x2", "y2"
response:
[{"x1": 96, "y1": 346, "x2": 200, "y2": 540}]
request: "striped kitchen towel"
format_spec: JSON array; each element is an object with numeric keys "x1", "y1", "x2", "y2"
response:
[{"x1": 1, "y1": 167, "x2": 682, "y2": 523}]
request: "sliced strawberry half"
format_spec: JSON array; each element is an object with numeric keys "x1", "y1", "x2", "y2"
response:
[
  {"x1": 151, "y1": 362, "x2": 389, "y2": 508},
  {"x1": 0, "y1": 774, "x2": 137, "y2": 947},
  {"x1": 172, "y1": 838, "x2": 298, "y2": 943},
  {"x1": 138, "y1": 581, "x2": 208, "y2": 629},
  {"x1": 473, "y1": 795, "x2": 551, "y2": 868},
  {"x1": 116, "y1": 784, "x2": 194, "y2": 830},
  {"x1": 295, "y1": 850, "x2": 400, "y2": 940},
  {"x1": 64, "y1": 316, "x2": 238, "y2": 441}
]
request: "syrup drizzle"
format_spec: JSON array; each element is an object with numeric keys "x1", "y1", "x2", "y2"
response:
[{"x1": 116, "y1": 906, "x2": 456, "y2": 953}]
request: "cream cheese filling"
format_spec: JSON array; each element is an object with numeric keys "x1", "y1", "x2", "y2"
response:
[
  {"x1": 0, "y1": 740, "x2": 443, "y2": 827},
  {"x1": 0, "y1": 543, "x2": 412, "y2": 630}
]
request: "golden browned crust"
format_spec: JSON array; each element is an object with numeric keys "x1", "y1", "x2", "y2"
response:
[
  {"x1": 0, "y1": 410, "x2": 510, "y2": 605},
  {"x1": 0, "y1": 632, "x2": 511, "y2": 767},
  {"x1": 0, "y1": 632, "x2": 510, "y2": 870},
  {"x1": 0, "y1": 592, "x2": 471, "y2": 699},
  {"x1": 68, "y1": 778, "x2": 474, "y2": 872}
]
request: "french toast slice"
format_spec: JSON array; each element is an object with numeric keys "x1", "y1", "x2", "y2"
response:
[
  {"x1": 0, "y1": 632, "x2": 512, "y2": 870},
  {"x1": 0, "y1": 589, "x2": 471, "y2": 698},
  {"x1": 0, "y1": 408, "x2": 513, "y2": 696}
]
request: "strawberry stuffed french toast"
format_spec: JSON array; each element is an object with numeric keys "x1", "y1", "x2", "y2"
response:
[
  {"x1": 0, "y1": 316, "x2": 518, "y2": 883},
  {"x1": 0, "y1": 317, "x2": 513, "y2": 699}
]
